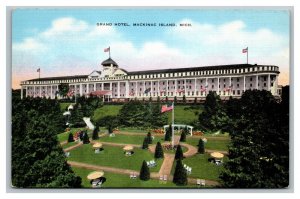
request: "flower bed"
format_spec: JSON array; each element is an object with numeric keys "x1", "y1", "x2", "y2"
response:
[
  {"x1": 193, "y1": 131, "x2": 204, "y2": 136},
  {"x1": 151, "y1": 129, "x2": 165, "y2": 134}
]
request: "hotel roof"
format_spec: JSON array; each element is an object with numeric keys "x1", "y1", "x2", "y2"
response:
[{"x1": 25, "y1": 63, "x2": 278, "y2": 82}]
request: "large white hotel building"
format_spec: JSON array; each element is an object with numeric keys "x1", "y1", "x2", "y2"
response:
[{"x1": 20, "y1": 57, "x2": 280, "y2": 101}]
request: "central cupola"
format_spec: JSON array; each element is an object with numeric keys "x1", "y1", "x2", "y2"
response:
[{"x1": 101, "y1": 57, "x2": 119, "y2": 77}]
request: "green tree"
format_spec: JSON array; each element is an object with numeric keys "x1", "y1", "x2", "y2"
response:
[
  {"x1": 182, "y1": 95, "x2": 186, "y2": 104},
  {"x1": 198, "y1": 139, "x2": 205, "y2": 154},
  {"x1": 92, "y1": 125, "x2": 99, "y2": 140},
  {"x1": 139, "y1": 160, "x2": 150, "y2": 181},
  {"x1": 175, "y1": 145, "x2": 184, "y2": 160},
  {"x1": 198, "y1": 91, "x2": 229, "y2": 132},
  {"x1": 142, "y1": 137, "x2": 149, "y2": 149},
  {"x1": 220, "y1": 90, "x2": 289, "y2": 188},
  {"x1": 179, "y1": 130, "x2": 186, "y2": 142},
  {"x1": 146, "y1": 132, "x2": 153, "y2": 144},
  {"x1": 12, "y1": 97, "x2": 82, "y2": 188},
  {"x1": 173, "y1": 160, "x2": 187, "y2": 186},
  {"x1": 67, "y1": 133, "x2": 74, "y2": 143},
  {"x1": 82, "y1": 131, "x2": 90, "y2": 144},
  {"x1": 164, "y1": 124, "x2": 172, "y2": 141},
  {"x1": 154, "y1": 142, "x2": 164, "y2": 159},
  {"x1": 58, "y1": 83, "x2": 69, "y2": 98}
]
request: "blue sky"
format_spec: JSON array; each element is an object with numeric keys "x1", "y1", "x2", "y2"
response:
[{"x1": 12, "y1": 9, "x2": 290, "y2": 88}]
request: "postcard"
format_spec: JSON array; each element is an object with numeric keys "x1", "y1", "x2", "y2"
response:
[{"x1": 11, "y1": 8, "x2": 290, "y2": 189}]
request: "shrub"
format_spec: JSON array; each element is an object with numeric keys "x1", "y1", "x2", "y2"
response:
[
  {"x1": 67, "y1": 133, "x2": 74, "y2": 143},
  {"x1": 175, "y1": 145, "x2": 184, "y2": 160},
  {"x1": 139, "y1": 160, "x2": 150, "y2": 181},
  {"x1": 142, "y1": 137, "x2": 149, "y2": 149},
  {"x1": 154, "y1": 142, "x2": 164, "y2": 159},
  {"x1": 146, "y1": 132, "x2": 153, "y2": 144},
  {"x1": 180, "y1": 131, "x2": 186, "y2": 142},
  {"x1": 92, "y1": 125, "x2": 99, "y2": 140},
  {"x1": 173, "y1": 160, "x2": 187, "y2": 185},
  {"x1": 82, "y1": 131, "x2": 90, "y2": 144},
  {"x1": 198, "y1": 139, "x2": 205, "y2": 154}
]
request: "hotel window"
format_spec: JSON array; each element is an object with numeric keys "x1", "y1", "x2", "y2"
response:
[
  {"x1": 237, "y1": 90, "x2": 240, "y2": 95},
  {"x1": 163, "y1": 82, "x2": 165, "y2": 85},
  {"x1": 237, "y1": 78, "x2": 240, "y2": 82},
  {"x1": 237, "y1": 84, "x2": 239, "y2": 88},
  {"x1": 250, "y1": 77, "x2": 252, "y2": 81},
  {"x1": 264, "y1": 76, "x2": 267, "y2": 81},
  {"x1": 212, "y1": 79, "x2": 214, "y2": 83},
  {"x1": 224, "y1": 78, "x2": 226, "y2": 82},
  {"x1": 212, "y1": 85, "x2": 214, "y2": 89},
  {"x1": 250, "y1": 83, "x2": 252, "y2": 87},
  {"x1": 154, "y1": 82, "x2": 156, "y2": 85},
  {"x1": 271, "y1": 83, "x2": 274, "y2": 87},
  {"x1": 264, "y1": 83, "x2": 266, "y2": 87},
  {"x1": 189, "y1": 86, "x2": 191, "y2": 89},
  {"x1": 233, "y1": 90, "x2": 235, "y2": 95},
  {"x1": 223, "y1": 84, "x2": 226, "y2": 88}
]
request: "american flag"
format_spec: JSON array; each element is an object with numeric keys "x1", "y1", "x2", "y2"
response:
[
  {"x1": 161, "y1": 103, "x2": 174, "y2": 113},
  {"x1": 242, "y1": 47, "x2": 248, "y2": 53},
  {"x1": 160, "y1": 88, "x2": 166, "y2": 93},
  {"x1": 177, "y1": 87, "x2": 185, "y2": 93},
  {"x1": 67, "y1": 89, "x2": 75, "y2": 97},
  {"x1": 200, "y1": 86, "x2": 206, "y2": 92},
  {"x1": 129, "y1": 90, "x2": 135, "y2": 96},
  {"x1": 104, "y1": 47, "x2": 110, "y2": 52},
  {"x1": 144, "y1": 88, "x2": 151, "y2": 94},
  {"x1": 37, "y1": 68, "x2": 40, "y2": 72}
]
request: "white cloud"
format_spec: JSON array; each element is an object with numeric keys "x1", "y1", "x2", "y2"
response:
[{"x1": 12, "y1": 17, "x2": 290, "y2": 88}]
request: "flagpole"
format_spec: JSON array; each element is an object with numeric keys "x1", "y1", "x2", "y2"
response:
[
  {"x1": 172, "y1": 101, "x2": 174, "y2": 148},
  {"x1": 109, "y1": 47, "x2": 111, "y2": 58},
  {"x1": 247, "y1": 48, "x2": 248, "y2": 64}
]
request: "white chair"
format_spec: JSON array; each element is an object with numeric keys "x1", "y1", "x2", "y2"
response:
[
  {"x1": 133, "y1": 172, "x2": 137, "y2": 179},
  {"x1": 159, "y1": 175, "x2": 163, "y2": 181},
  {"x1": 196, "y1": 179, "x2": 201, "y2": 186},
  {"x1": 65, "y1": 152, "x2": 70, "y2": 157},
  {"x1": 200, "y1": 179, "x2": 206, "y2": 186},
  {"x1": 163, "y1": 175, "x2": 168, "y2": 181},
  {"x1": 147, "y1": 161, "x2": 150, "y2": 167},
  {"x1": 130, "y1": 172, "x2": 134, "y2": 179}
]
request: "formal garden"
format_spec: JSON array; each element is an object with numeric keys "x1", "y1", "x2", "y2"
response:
[{"x1": 11, "y1": 88, "x2": 289, "y2": 188}]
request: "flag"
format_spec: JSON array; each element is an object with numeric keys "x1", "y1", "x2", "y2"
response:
[
  {"x1": 242, "y1": 47, "x2": 248, "y2": 53},
  {"x1": 177, "y1": 87, "x2": 185, "y2": 93},
  {"x1": 129, "y1": 90, "x2": 135, "y2": 96},
  {"x1": 200, "y1": 86, "x2": 206, "y2": 92},
  {"x1": 160, "y1": 87, "x2": 166, "y2": 93},
  {"x1": 67, "y1": 89, "x2": 75, "y2": 97},
  {"x1": 144, "y1": 88, "x2": 151, "y2": 94},
  {"x1": 161, "y1": 103, "x2": 174, "y2": 113},
  {"x1": 104, "y1": 47, "x2": 110, "y2": 52},
  {"x1": 37, "y1": 68, "x2": 40, "y2": 72}
]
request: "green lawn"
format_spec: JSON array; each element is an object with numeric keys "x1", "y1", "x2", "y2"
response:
[
  {"x1": 99, "y1": 134, "x2": 164, "y2": 145},
  {"x1": 61, "y1": 141, "x2": 79, "y2": 149},
  {"x1": 172, "y1": 154, "x2": 226, "y2": 181},
  {"x1": 185, "y1": 138, "x2": 230, "y2": 151},
  {"x1": 119, "y1": 127, "x2": 150, "y2": 134},
  {"x1": 60, "y1": 102, "x2": 72, "y2": 112},
  {"x1": 92, "y1": 105, "x2": 123, "y2": 122},
  {"x1": 167, "y1": 105, "x2": 203, "y2": 125},
  {"x1": 72, "y1": 167, "x2": 198, "y2": 188},
  {"x1": 67, "y1": 144, "x2": 163, "y2": 172},
  {"x1": 57, "y1": 128, "x2": 92, "y2": 143}
]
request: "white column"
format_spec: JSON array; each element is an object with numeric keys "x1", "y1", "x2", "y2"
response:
[
  {"x1": 39, "y1": 86, "x2": 42, "y2": 97},
  {"x1": 46, "y1": 86, "x2": 48, "y2": 98},
  {"x1": 184, "y1": 79, "x2": 187, "y2": 96},
  {"x1": 194, "y1": 78, "x2": 196, "y2": 95},
  {"x1": 110, "y1": 82, "x2": 112, "y2": 91},
  {"x1": 51, "y1": 86, "x2": 53, "y2": 99},
  {"x1": 150, "y1": 81, "x2": 153, "y2": 96},
  {"x1": 21, "y1": 86, "x2": 23, "y2": 99},
  {"x1": 135, "y1": 82, "x2": 138, "y2": 96},
  {"x1": 117, "y1": 81, "x2": 120, "y2": 98},
  {"x1": 256, "y1": 75, "x2": 259, "y2": 90},
  {"x1": 101, "y1": 83, "x2": 104, "y2": 90},
  {"x1": 275, "y1": 75, "x2": 278, "y2": 95},
  {"x1": 25, "y1": 86, "x2": 28, "y2": 98},
  {"x1": 80, "y1": 84, "x2": 83, "y2": 96},
  {"x1": 205, "y1": 78, "x2": 208, "y2": 95},
  {"x1": 243, "y1": 76, "x2": 246, "y2": 92},
  {"x1": 87, "y1": 83, "x2": 89, "y2": 94},
  {"x1": 143, "y1": 81, "x2": 145, "y2": 96},
  {"x1": 94, "y1": 83, "x2": 96, "y2": 91},
  {"x1": 166, "y1": 80, "x2": 169, "y2": 96},
  {"x1": 268, "y1": 74, "x2": 271, "y2": 91},
  {"x1": 175, "y1": 79, "x2": 178, "y2": 96},
  {"x1": 158, "y1": 80, "x2": 160, "y2": 96},
  {"x1": 217, "y1": 77, "x2": 220, "y2": 95},
  {"x1": 229, "y1": 76, "x2": 232, "y2": 96}
]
